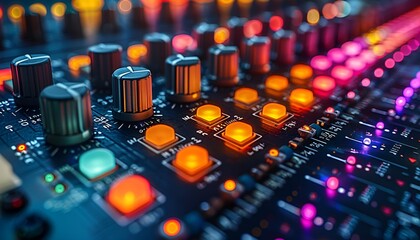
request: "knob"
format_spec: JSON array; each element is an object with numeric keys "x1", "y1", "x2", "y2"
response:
[
  {"x1": 100, "y1": 8, "x2": 120, "y2": 33},
  {"x1": 272, "y1": 30, "x2": 296, "y2": 65},
  {"x1": 15, "y1": 214, "x2": 50, "y2": 240},
  {"x1": 10, "y1": 54, "x2": 53, "y2": 106},
  {"x1": 318, "y1": 18, "x2": 336, "y2": 50},
  {"x1": 208, "y1": 45, "x2": 239, "y2": 87},
  {"x1": 165, "y1": 54, "x2": 201, "y2": 103},
  {"x1": 283, "y1": 6, "x2": 303, "y2": 32},
  {"x1": 112, "y1": 66, "x2": 154, "y2": 122},
  {"x1": 242, "y1": 36, "x2": 271, "y2": 74},
  {"x1": 88, "y1": 43, "x2": 122, "y2": 90},
  {"x1": 297, "y1": 23, "x2": 319, "y2": 57},
  {"x1": 193, "y1": 22, "x2": 217, "y2": 58},
  {"x1": 131, "y1": 5, "x2": 149, "y2": 29},
  {"x1": 144, "y1": 33, "x2": 172, "y2": 73},
  {"x1": 63, "y1": 11, "x2": 84, "y2": 38},
  {"x1": 20, "y1": 13, "x2": 45, "y2": 42},
  {"x1": 227, "y1": 17, "x2": 247, "y2": 48},
  {"x1": 39, "y1": 83, "x2": 93, "y2": 146}
]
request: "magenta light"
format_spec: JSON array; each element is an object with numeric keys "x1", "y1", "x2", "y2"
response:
[
  {"x1": 376, "y1": 121, "x2": 385, "y2": 130},
  {"x1": 393, "y1": 51, "x2": 404, "y2": 62},
  {"x1": 417, "y1": 71, "x2": 420, "y2": 79},
  {"x1": 342, "y1": 41, "x2": 362, "y2": 56},
  {"x1": 360, "y1": 50, "x2": 376, "y2": 65},
  {"x1": 326, "y1": 177, "x2": 339, "y2": 190},
  {"x1": 411, "y1": 78, "x2": 420, "y2": 89},
  {"x1": 408, "y1": 39, "x2": 419, "y2": 51},
  {"x1": 301, "y1": 203, "x2": 317, "y2": 220},
  {"x1": 346, "y1": 156, "x2": 356, "y2": 165},
  {"x1": 327, "y1": 48, "x2": 346, "y2": 63},
  {"x1": 395, "y1": 96, "x2": 406, "y2": 107},
  {"x1": 384, "y1": 58, "x2": 395, "y2": 69},
  {"x1": 331, "y1": 65, "x2": 353, "y2": 85},
  {"x1": 400, "y1": 45, "x2": 412, "y2": 56},
  {"x1": 361, "y1": 78, "x2": 370, "y2": 87},
  {"x1": 345, "y1": 57, "x2": 366, "y2": 71},
  {"x1": 346, "y1": 91, "x2": 356, "y2": 99},
  {"x1": 310, "y1": 55, "x2": 332, "y2": 71},
  {"x1": 374, "y1": 68, "x2": 384, "y2": 78},
  {"x1": 403, "y1": 87, "x2": 414, "y2": 98}
]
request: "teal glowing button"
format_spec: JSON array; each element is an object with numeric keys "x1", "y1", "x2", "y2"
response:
[{"x1": 79, "y1": 148, "x2": 116, "y2": 180}]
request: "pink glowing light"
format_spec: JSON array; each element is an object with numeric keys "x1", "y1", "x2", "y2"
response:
[
  {"x1": 400, "y1": 45, "x2": 412, "y2": 56},
  {"x1": 345, "y1": 57, "x2": 366, "y2": 71},
  {"x1": 346, "y1": 156, "x2": 356, "y2": 165},
  {"x1": 301, "y1": 203, "x2": 317, "y2": 220},
  {"x1": 331, "y1": 65, "x2": 353, "y2": 85},
  {"x1": 172, "y1": 34, "x2": 196, "y2": 53},
  {"x1": 403, "y1": 87, "x2": 414, "y2": 98},
  {"x1": 310, "y1": 55, "x2": 332, "y2": 71},
  {"x1": 327, "y1": 48, "x2": 346, "y2": 63},
  {"x1": 313, "y1": 76, "x2": 336, "y2": 92},
  {"x1": 326, "y1": 177, "x2": 339, "y2": 190},
  {"x1": 361, "y1": 78, "x2": 370, "y2": 87},
  {"x1": 417, "y1": 71, "x2": 420, "y2": 79},
  {"x1": 341, "y1": 41, "x2": 362, "y2": 56},
  {"x1": 393, "y1": 51, "x2": 404, "y2": 62},
  {"x1": 376, "y1": 121, "x2": 385, "y2": 130},
  {"x1": 384, "y1": 58, "x2": 395, "y2": 69},
  {"x1": 408, "y1": 39, "x2": 419, "y2": 51},
  {"x1": 374, "y1": 68, "x2": 384, "y2": 78},
  {"x1": 395, "y1": 96, "x2": 406, "y2": 107},
  {"x1": 244, "y1": 20, "x2": 263, "y2": 38},
  {"x1": 346, "y1": 91, "x2": 356, "y2": 99},
  {"x1": 411, "y1": 78, "x2": 420, "y2": 89}
]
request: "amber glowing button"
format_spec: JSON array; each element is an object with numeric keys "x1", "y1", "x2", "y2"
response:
[
  {"x1": 234, "y1": 88, "x2": 259, "y2": 105},
  {"x1": 196, "y1": 104, "x2": 222, "y2": 123},
  {"x1": 265, "y1": 75, "x2": 288, "y2": 91},
  {"x1": 68, "y1": 55, "x2": 91, "y2": 71},
  {"x1": 107, "y1": 175, "x2": 154, "y2": 215},
  {"x1": 223, "y1": 121, "x2": 255, "y2": 145},
  {"x1": 145, "y1": 124, "x2": 177, "y2": 149},
  {"x1": 290, "y1": 88, "x2": 314, "y2": 107},
  {"x1": 173, "y1": 145, "x2": 212, "y2": 176},
  {"x1": 261, "y1": 103, "x2": 287, "y2": 121},
  {"x1": 290, "y1": 64, "x2": 313, "y2": 84},
  {"x1": 162, "y1": 218, "x2": 182, "y2": 237}
]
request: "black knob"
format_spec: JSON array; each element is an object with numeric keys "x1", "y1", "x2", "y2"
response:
[
  {"x1": 242, "y1": 36, "x2": 271, "y2": 74},
  {"x1": 165, "y1": 54, "x2": 201, "y2": 103},
  {"x1": 1, "y1": 189, "x2": 27, "y2": 213},
  {"x1": 297, "y1": 23, "x2": 319, "y2": 57},
  {"x1": 39, "y1": 83, "x2": 93, "y2": 146},
  {"x1": 144, "y1": 33, "x2": 172, "y2": 73},
  {"x1": 88, "y1": 43, "x2": 122, "y2": 90},
  {"x1": 208, "y1": 45, "x2": 239, "y2": 87},
  {"x1": 272, "y1": 30, "x2": 296, "y2": 65},
  {"x1": 193, "y1": 22, "x2": 218, "y2": 58},
  {"x1": 15, "y1": 214, "x2": 50, "y2": 240},
  {"x1": 283, "y1": 6, "x2": 303, "y2": 32},
  {"x1": 112, "y1": 66, "x2": 154, "y2": 122},
  {"x1": 11, "y1": 54, "x2": 53, "y2": 107},
  {"x1": 20, "y1": 13, "x2": 45, "y2": 42},
  {"x1": 227, "y1": 17, "x2": 247, "y2": 48},
  {"x1": 63, "y1": 11, "x2": 84, "y2": 38},
  {"x1": 100, "y1": 8, "x2": 120, "y2": 33},
  {"x1": 131, "y1": 5, "x2": 149, "y2": 29}
]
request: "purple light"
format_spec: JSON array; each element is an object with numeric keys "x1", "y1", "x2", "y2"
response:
[
  {"x1": 346, "y1": 156, "x2": 356, "y2": 165},
  {"x1": 376, "y1": 122, "x2": 385, "y2": 130},
  {"x1": 403, "y1": 87, "x2": 414, "y2": 98},
  {"x1": 395, "y1": 96, "x2": 406, "y2": 107},
  {"x1": 301, "y1": 203, "x2": 317, "y2": 220},
  {"x1": 363, "y1": 138, "x2": 371, "y2": 145},
  {"x1": 342, "y1": 41, "x2": 362, "y2": 56},
  {"x1": 417, "y1": 71, "x2": 420, "y2": 79},
  {"x1": 327, "y1": 48, "x2": 346, "y2": 63},
  {"x1": 310, "y1": 55, "x2": 332, "y2": 71},
  {"x1": 410, "y1": 78, "x2": 420, "y2": 89}
]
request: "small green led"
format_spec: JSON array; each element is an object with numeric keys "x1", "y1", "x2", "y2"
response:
[
  {"x1": 54, "y1": 183, "x2": 66, "y2": 194},
  {"x1": 44, "y1": 173, "x2": 55, "y2": 183}
]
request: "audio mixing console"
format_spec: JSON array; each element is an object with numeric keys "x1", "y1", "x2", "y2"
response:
[{"x1": 0, "y1": 0, "x2": 419, "y2": 239}]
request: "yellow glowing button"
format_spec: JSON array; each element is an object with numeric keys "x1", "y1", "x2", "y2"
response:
[
  {"x1": 145, "y1": 124, "x2": 177, "y2": 149},
  {"x1": 261, "y1": 103, "x2": 287, "y2": 121},
  {"x1": 290, "y1": 64, "x2": 313, "y2": 83},
  {"x1": 290, "y1": 88, "x2": 314, "y2": 107},
  {"x1": 68, "y1": 55, "x2": 91, "y2": 71},
  {"x1": 223, "y1": 121, "x2": 254, "y2": 144},
  {"x1": 196, "y1": 104, "x2": 222, "y2": 123},
  {"x1": 234, "y1": 88, "x2": 259, "y2": 105},
  {"x1": 107, "y1": 175, "x2": 154, "y2": 215},
  {"x1": 265, "y1": 75, "x2": 288, "y2": 91},
  {"x1": 224, "y1": 180, "x2": 236, "y2": 191},
  {"x1": 173, "y1": 145, "x2": 212, "y2": 176}
]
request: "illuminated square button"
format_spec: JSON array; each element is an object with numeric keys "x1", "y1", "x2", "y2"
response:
[
  {"x1": 107, "y1": 175, "x2": 154, "y2": 215},
  {"x1": 173, "y1": 145, "x2": 212, "y2": 176},
  {"x1": 234, "y1": 88, "x2": 259, "y2": 105},
  {"x1": 145, "y1": 124, "x2": 177, "y2": 149},
  {"x1": 290, "y1": 64, "x2": 313, "y2": 84},
  {"x1": 265, "y1": 75, "x2": 288, "y2": 91},
  {"x1": 290, "y1": 88, "x2": 314, "y2": 107},
  {"x1": 79, "y1": 148, "x2": 116, "y2": 180},
  {"x1": 223, "y1": 121, "x2": 255, "y2": 145},
  {"x1": 261, "y1": 103, "x2": 287, "y2": 121},
  {"x1": 196, "y1": 104, "x2": 222, "y2": 123}
]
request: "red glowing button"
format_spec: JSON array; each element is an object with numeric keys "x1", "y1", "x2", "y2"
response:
[
  {"x1": 312, "y1": 76, "x2": 336, "y2": 92},
  {"x1": 0, "y1": 68, "x2": 12, "y2": 85},
  {"x1": 326, "y1": 176, "x2": 339, "y2": 190},
  {"x1": 107, "y1": 175, "x2": 154, "y2": 215},
  {"x1": 269, "y1": 16, "x2": 283, "y2": 31},
  {"x1": 244, "y1": 20, "x2": 262, "y2": 38}
]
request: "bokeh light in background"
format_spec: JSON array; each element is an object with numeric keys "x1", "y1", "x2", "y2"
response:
[
  {"x1": 7, "y1": 4, "x2": 24, "y2": 22},
  {"x1": 118, "y1": 0, "x2": 133, "y2": 14},
  {"x1": 307, "y1": 9, "x2": 320, "y2": 25},
  {"x1": 51, "y1": 2, "x2": 67, "y2": 19},
  {"x1": 29, "y1": 3, "x2": 47, "y2": 16}
]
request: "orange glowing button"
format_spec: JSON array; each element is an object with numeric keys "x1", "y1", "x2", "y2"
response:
[
  {"x1": 224, "y1": 180, "x2": 236, "y2": 191},
  {"x1": 0, "y1": 68, "x2": 12, "y2": 85},
  {"x1": 145, "y1": 124, "x2": 177, "y2": 149},
  {"x1": 312, "y1": 76, "x2": 336, "y2": 92},
  {"x1": 265, "y1": 75, "x2": 288, "y2": 91},
  {"x1": 223, "y1": 121, "x2": 255, "y2": 144},
  {"x1": 214, "y1": 27, "x2": 230, "y2": 44},
  {"x1": 127, "y1": 44, "x2": 147, "y2": 62},
  {"x1": 234, "y1": 88, "x2": 259, "y2": 105},
  {"x1": 107, "y1": 175, "x2": 154, "y2": 215},
  {"x1": 162, "y1": 218, "x2": 182, "y2": 237},
  {"x1": 68, "y1": 55, "x2": 91, "y2": 71},
  {"x1": 173, "y1": 145, "x2": 212, "y2": 176},
  {"x1": 290, "y1": 88, "x2": 314, "y2": 107},
  {"x1": 290, "y1": 64, "x2": 313, "y2": 84},
  {"x1": 261, "y1": 103, "x2": 287, "y2": 121},
  {"x1": 196, "y1": 104, "x2": 222, "y2": 123}
]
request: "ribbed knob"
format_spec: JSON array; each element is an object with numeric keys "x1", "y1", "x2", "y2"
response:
[
  {"x1": 112, "y1": 66, "x2": 154, "y2": 122},
  {"x1": 165, "y1": 54, "x2": 201, "y2": 103},
  {"x1": 242, "y1": 36, "x2": 271, "y2": 74},
  {"x1": 11, "y1": 54, "x2": 53, "y2": 106},
  {"x1": 20, "y1": 13, "x2": 45, "y2": 42},
  {"x1": 39, "y1": 83, "x2": 93, "y2": 146},
  {"x1": 193, "y1": 22, "x2": 217, "y2": 58},
  {"x1": 227, "y1": 17, "x2": 247, "y2": 48},
  {"x1": 100, "y1": 8, "x2": 120, "y2": 33},
  {"x1": 298, "y1": 23, "x2": 319, "y2": 57},
  {"x1": 208, "y1": 45, "x2": 239, "y2": 87},
  {"x1": 318, "y1": 18, "x2": 336, "y2": 50},
  {"x1": 144, "y1": 33, "x2": 172, "y2": 73},
  {"x1": 88, "y1": 43, "x2": 122, "y2": 90},
  {"x1": 63, "y1": 11, "x2": 84, "y2": 38},
  {"x1": 272, "y1": 30, "x2": 296, "y2": 65}
]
